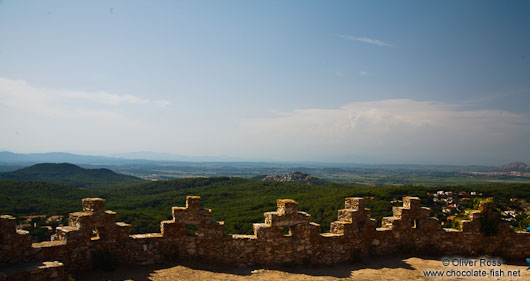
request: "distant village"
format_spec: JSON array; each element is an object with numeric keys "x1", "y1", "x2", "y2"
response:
[{"x1": 425, "y1": 190, "x2": 529, "y2": 228}]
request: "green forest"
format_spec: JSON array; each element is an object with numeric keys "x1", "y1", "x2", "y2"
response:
[{"x1": 2, "y1": 177, "x2": 530, "y2": 235}]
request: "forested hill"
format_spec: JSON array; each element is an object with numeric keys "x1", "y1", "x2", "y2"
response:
[{"x1": 0, "y1": 163, "x2": 144, "y2": 188}]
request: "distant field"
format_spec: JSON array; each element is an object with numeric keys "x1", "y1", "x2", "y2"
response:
[{"x1": 115, "y1": 164, "x2": 530, "y2": 186}]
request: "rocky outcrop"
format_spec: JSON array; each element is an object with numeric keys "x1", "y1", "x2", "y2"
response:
[
  {"x1": 498, "y1": 162, "x2": 530, "y2": 172},
  {"x1": 254, "y1": 172, "x2": 327, "y2": 185}
]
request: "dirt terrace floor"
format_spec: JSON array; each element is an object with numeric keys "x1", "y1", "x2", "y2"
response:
[{"x1": 77, "y1": 256, "x2": 530, "y2": 281}]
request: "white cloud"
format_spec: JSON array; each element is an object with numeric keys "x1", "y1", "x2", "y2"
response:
[
  {"x1": 1, "y1": 76, "x2": 528, "y2": 164},
  {"x1": 338, "y1": 34, "x2": 392, "y2": 47},
  {"x1": 236, "y1": 99, "x2": 530, "y2": 163},
  {"x1": 0, "y1": 77, "x2": 170, "y2": 117},
  {"x1": 65, "y1": 91, "x2": 150, "y2": 105},
  {"x1": 63, "y1": 91, "x2": 172, "y2": 107},
  {"x1": 0, "y1": 77, "x2": 170, "y2": 153}
]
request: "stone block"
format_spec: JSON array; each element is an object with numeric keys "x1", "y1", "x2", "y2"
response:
[
  {"x1": 0, "y1": 215, "x2": 16, "y2": 231},
  {"x1": 264, "y1": 212, "x2": 310, "y2": 227},
  {"x1": 186, "y1": 196, "x2": 201, "y2": 210},
  {"x1": 469, "y1": 210, "x2": 481, "y2": 220},
  {"x1": 382, "y1": 217, "x2": 399, "y2": 229},
  {"x1": 254, "y1": 223, "x2": 283, "y2": 240},
  {"x1": 403, "y1": 197, "x2": 420, "y2": 210},
  {"x1": 82, "y1": 198, "x2": 106, "y2": 214},
  {"x1": 393, "y1": 206, "x2": 410, "y2": 219},
  {"x1": 338, "y1": 209, "x2": 370, "y2": 223},
  {"x1": 277, "y1": 199, "x2": 298, "y2": 215},
  {"x1": 161, "y1": 220, "x2": 184, "y2": 238},
  {"x1": 330, "y1": 221, "x2": 349, "y2": 235},
  {"x1": 345, "y1": 197, "x2": 365, "y2": 211}
]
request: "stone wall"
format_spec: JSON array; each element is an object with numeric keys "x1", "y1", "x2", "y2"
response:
[{"x1": 1, "y1": 196, "x2": 530, "y2": 280}]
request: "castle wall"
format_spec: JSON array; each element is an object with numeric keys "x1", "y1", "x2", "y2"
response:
[{"x1": 1, "y1": 196, "x2": 530, "y2": 280}]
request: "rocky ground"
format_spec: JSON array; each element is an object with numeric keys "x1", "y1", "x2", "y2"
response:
[{"x1": 76, "y1": 256, "x2": 529, "y2": 281}]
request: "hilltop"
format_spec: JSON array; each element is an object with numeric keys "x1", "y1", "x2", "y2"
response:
[
  {"x1": 0, "y1": 163, "x2": 144, "y2": 188},
  {"x1": 252, "y1": 171, "x2": 329, "y2": 185},
  {"x1": 498, "y1": 162, "x2": 530, "y2": 172}
]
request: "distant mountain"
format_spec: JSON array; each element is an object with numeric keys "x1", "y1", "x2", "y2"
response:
[
  {"x1": 0, "y1": 151, "x2": 254, "y2": 164},
  {"x1": 0, "y1": 163, "x2": 144, "y2": 188},
  {"x1": 497, "y1": 162, "x2": 530, "y2": 172},
  {"x1": 110, "y1": 151, "x2": 253, "y2": 162},
  {"x1": 0, "y1": 164, "x2": 25, "y2": 172},
  {"x1": 252, "y1": 171, "x2": 329, "y2": 185},
  {"x1": 0, "y1": 151, "x2": 134, "y2": 165}
]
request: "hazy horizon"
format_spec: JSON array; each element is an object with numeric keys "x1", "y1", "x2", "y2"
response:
[
  {"x1": 0, "y1": 150, "x2": 525, "y2": 167},
  {"x1": 1, "y1": 1, "x2": 529, "y2": 166}
]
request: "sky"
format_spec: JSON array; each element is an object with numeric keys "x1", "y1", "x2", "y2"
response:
[{"x1": 0, "y1": 0, "x2": 529, "y2": 165}]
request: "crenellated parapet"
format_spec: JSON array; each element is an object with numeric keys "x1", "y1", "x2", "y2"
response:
[
  {"x1": 330, "y1": 197, "x2": 377, "y2": 236},
  {"x1": 381, "y1": 197, "x2": 439, "y2": 232},
  {"x1": 1, "y1": 195, "x2": 530, "y2": 280},
  {"x1": 55, "y1": 198, "x2": 130, "y2": 244},
  {"x1": 253, "y1": 199, "x2": 319, "y2": 240},
  {"x1": 161, "y1": 196, "x2": 224, "y2": 239}
]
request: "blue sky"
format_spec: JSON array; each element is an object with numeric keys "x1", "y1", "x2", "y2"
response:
[{"x1": 0, "y1": 0, "x2": 529, "y2": 165}]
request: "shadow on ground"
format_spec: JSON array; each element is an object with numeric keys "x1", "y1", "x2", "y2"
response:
[
  {"x1": 76, "y1": 255, "x2": 418, "y2": 280},
  {"x1": 75, "y1": 255, "x2": 529, "y2": 281}
]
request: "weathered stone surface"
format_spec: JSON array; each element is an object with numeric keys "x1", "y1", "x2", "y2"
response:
[
  {"x1": 0, "y1": 215, "x2": 32, "y2": 264},
  {"x1": 345, "y1": 197, "x2": 365, "y2": 211},
  {"x1": 0, "y1": 261, "x2": 65, "y2": 281},
  {"x1": 1, "y1": 195, "x2": 529, "y2": 281},
  {"x1": 163, "y1": 196, "x2": 224, "y2": 239},
  {"x1": 82, "y1": 198, "x2": 106, "y2": 214}
]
